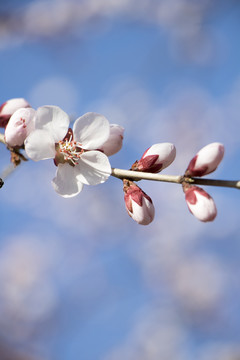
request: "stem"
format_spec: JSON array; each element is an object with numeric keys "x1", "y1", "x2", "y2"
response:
[
  {"x1": 0, "y1": 133, "x2": 5, "y2": 144},
  {"x1": 111, "y1": 168, "x2": 240, "y2": 190}
]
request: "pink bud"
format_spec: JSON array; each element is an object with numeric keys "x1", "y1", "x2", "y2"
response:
[
  {"x1": 100, "y1": 124, "x2": 124, "y2": 156},
  {"x1": 0, "y1": 98, "x2": 30, "y2": 128},
  {"x1": 5, "y1": 108, "x2": 35, "y2": 147},
  {"x1": 132, "y1": 143, "x2": 176, "y2": 173},
  {"x1": 186, "y1": 143, "x2": 224, "y2": 177},
  {"x1": 123, "y1": 180, "x2": 155, "y2": 225},
  {"x1": 184, "y1": 185, "x2": 217, "y2": 222}
]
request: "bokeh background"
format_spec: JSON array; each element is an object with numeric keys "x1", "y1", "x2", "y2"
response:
[{"x1": 0, "y1": 1, "x2": 240, "y2": 359}]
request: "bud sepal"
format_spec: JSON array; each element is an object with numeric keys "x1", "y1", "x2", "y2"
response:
[
  {"x1": 123, "y1": 179, "x2": 155, "y2": 225},
  {"x1": 131, "y1": 143, "x2": 176, "y2": 173}
]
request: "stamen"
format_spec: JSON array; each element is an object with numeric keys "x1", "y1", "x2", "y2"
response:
[{"x1": 58, "y1": 138, "x2": 83, "y2": 165}]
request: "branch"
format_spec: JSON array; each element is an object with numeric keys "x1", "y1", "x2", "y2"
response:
[
  {"x1": 0, "y1": 133, "x2": 5, "y2": 144},
  {"x1": 111, "y1": 168, "x2": 240, "y2": 190}
]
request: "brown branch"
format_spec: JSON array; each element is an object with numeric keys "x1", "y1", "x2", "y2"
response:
[{"x1": 111, "y1": 168, "x2": 240, "y2": 190}]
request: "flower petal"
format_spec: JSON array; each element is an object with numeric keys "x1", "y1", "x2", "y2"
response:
[
  {"x1": 0, "y1": 98, "x2": 31, "y2": 128},
  {"x1": 35, "y1": 105, "x2": 70, "y2": 142},
  {"x1": 99, "y1": 124, "x2": 124, "y2": 156},
  {"x1": 25, "y1": 129, "x2": 56, "y2": 161},
  {"x1": 186, "y1": 143, "x2": 224, "y2": 177},
  {"x1": 5, "y1": 108, "x2": 36, "y2": 147},
  {"x1": 73, "y1": 112, "x2": 110, "y2": 150},
  {"x1": 124, "y1": 181, "x2": 155, "y2": 225},
  {"x1": 130, "y1": 197, "x2": 155, "y2": 225},
  {"x1": 185, "y1": 186, "x2": 217, "y2": 222},
  {"x1": 136, "y1": 143, "x2": 176, "y2": 173},
  {"x1": 0, "y1": 98, "x2": 30, "y2": 114},
  {"x1": 52, "y1": 163, "x2": 83, "y2": 198},
  {"x1": 75, "y1": 150, "x2": 111, "y2": 185}
]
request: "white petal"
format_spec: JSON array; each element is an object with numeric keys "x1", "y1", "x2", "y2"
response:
[
  {"x1": 35, "y1": 106, "x2": 70, "y2": 142},
  {"x1": 25, "y1": 129, "x2": 55, "y2": 161},
  {"x1": 130, "y1": 197, "x2": 155, "y2": 225},
  {"x1": 5, "y1": 108, "x2": 35, "y2": 147},
  {"x1": 194, "y1": 143, "x2": 224, "y2": 173},
  {"x1": 73, "y1": 112, "x2": 110, "y2": 150},
  {"x1": 185, "y1": 187, "x2": 217, "y2": 222},
  {"x1": 75, "y1": 150, "x2": 111, "y2": 185},
  {"x1": 52, "y1": 163, "x2": 83, "y2": 198},
  {"x1": 0, "y1": 98, "x2": 30, "y2": 116},
  {"x1": 143, "y1": 143, "x2": 176, "y2": 169},
  {"x1": 100, "y1": 124, "x2": 124, "y2": 156}
]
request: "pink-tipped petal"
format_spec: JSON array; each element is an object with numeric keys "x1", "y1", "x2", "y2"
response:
[
  {"x1": 25, "y1": 129, "x2": 56, "y2": 161},
  {"x1": 124, "y1": 181, "x2": 155, "y2": 225},
  {"x1": 52, "y1": 163, "x2": 83, "y2": 198},
  {"x1": 35, "y1": 106, "x2": 70, "y2": 142},
  {"x1": 0, "y1": 98, "x2": 30, "y2": 127},
  {"x1": 75, "y1": 150, "x2": 111, "y2": 185},
  {"x1": 5, "y1": 108, "x2": 35, "y2": 147},
  {"x1": 130, "y1": 196, "x2": 155, "y2": 225},
  {"x1": 73, "y1": 112, "x2": 110, "y2": 150},
  {"x1": 100, "y1": 124, "x2": 124, "y2": 156},
  {"x1": 185, "y1": 186, "x2": 217, "y2": 222},
  {"x1": 134, "y1": 143, "x2": 176, "y2": 173},
  {"x1": 186, "y1": 143, "x2": 224, "y2": 177}
]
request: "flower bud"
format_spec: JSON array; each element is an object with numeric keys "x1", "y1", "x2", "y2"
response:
[
  {"x1": 123, "y1": 180, "x2": 155, "y2": 225},
  {"x1": 5, "y1": 108, "x2": 35, "y2": 147},
  {"x1": 99, "y1": 124, "x2": 124, "y2": 156},
  {"x1": 185, "y1": 143, "x2": 224, "y2": 177},
  {"x1": 184, "y1": 185, "x2": 217, "y2": 222},
  {"x1": 132, "y1": 143, "x2": 176, "y2": 173},
  {"x1": 0, "y1": 98, "x2": 30, "y2": 128}
]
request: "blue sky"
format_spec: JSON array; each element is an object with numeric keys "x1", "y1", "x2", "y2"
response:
[{"x1": 0, "y1": 1, "x2": 240, "y2": 360}]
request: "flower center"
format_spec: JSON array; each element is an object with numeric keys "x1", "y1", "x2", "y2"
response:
[{"x1": 58, "y1": 135, "x2": 83, "y2": 166}]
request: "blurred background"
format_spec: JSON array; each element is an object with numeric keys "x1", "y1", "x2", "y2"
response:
[{"x1": 0, "y1": 0, "x2": 240, "y2": 359}]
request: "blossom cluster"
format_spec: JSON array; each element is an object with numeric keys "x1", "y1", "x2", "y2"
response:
[
  {"x1": 124, "y1": 143, "x2": 176, "y2": 225},
  {"x1": 0, "y1": 98, "x2": 124, "y2": 197},
  {"x1": 183, "y1": 143, "x2": 224, "y2": 222},
  {"x1": 0, "y1": 98, "x2": 225, "y2": 225},
  {"x1": 124, "y1": 142, "x2": 224, "y2": 224}
]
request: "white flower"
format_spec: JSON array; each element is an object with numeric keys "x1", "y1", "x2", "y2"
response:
[
  {"x1": 5, "y1": 107, "x2": 35, "y2": 147},
  {"x1": 132, "y1": 143, "x2": 176, "y2": 173},
  {"x1": 0, "y1": 98, "x2": 30, "y2": 127},
  {"x1": 123, "y1": 180, "x2": 155, "y2": 225},
  {"x1": 186, "y1": 142, "x2": 224, "y2": 177},
  {"x1": 99, "y1": 124, "x2": 124, "y2": 156},
  {"x1": 25, "y1": 106, "x2": 112, "y2": 197},
  {"x1": 184, "y1": 185, "x2": 217, "y2": 222}
]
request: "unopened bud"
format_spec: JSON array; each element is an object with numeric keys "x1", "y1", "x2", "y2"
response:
[
  {"x1": 184, "y1": 185, "x2": 217, "y2": 222},
  {"x1": 0, "y1": 98, "x2": 30, "y2": 128},
  {"x1": 5, "y1": 108, "x2": 35, "y2": 147},
  {"x1": 132, "y1": 143, "x2": 176, "y2": 173},
  {"x1": 185, "y1": 143, "x2": 224, "y2": 177},
  {"x1": 100, "y1": 124, "x2": 124, "y2": 156},
  {"x1": 123, "y1": 180, "x2": 155, "y2": 225}
]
